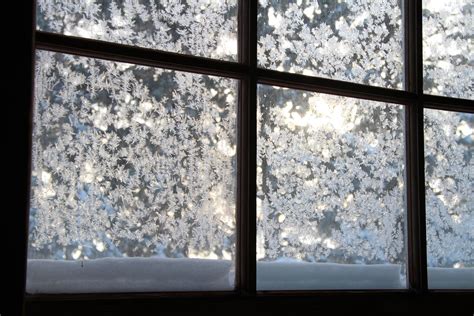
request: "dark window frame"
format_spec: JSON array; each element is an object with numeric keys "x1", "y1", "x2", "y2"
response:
[{"x1": 18, "y1": 0, "x2": 473, "y2": 314}]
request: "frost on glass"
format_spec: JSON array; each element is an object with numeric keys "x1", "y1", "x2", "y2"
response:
[
  {"x1": 27, "y1": 50, "x2": 237, "y2": 293},
  {"x1": 423, "y1": 0, "x2": 473, "y2": 99},
  {"x1": 257, "y1": 85, "x2": 406, "y2": 290},
  {"x1": 257, "y1": 0, "x2": 403, "y2": 89},
  {"x1": 36, "y1": 0, "x2": 238, "y2": 61},
  {"x1": 424, "y1": 109, "x2": 474, "y2": 289}
]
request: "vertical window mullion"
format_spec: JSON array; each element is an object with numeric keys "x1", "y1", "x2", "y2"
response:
[
  {"x1": 404, "y1": 0, "x2": 428, "y2": 292},
  {"x1": 238, "y1": 0, "x2": 257, "y2": 295}
]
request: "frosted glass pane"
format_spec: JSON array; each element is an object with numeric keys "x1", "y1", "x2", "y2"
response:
[
  {"x1": 424, "y1": 109, "x2": 474, "y2": 289},
  {"x1": 27, "y1": 50, "x2": 237, "y2": 293},
  {"x1": 257, "y1": 0, "x2": 403, "y2": 89},
  {"x1": 36, "y1": 0, "x2": 238, "y2": 61},
  {"x1": 257, "y1": 85, "x2": 407, "y2": 290},
  {"x1": 423, "y1": 0, "x2": 473, "y2": 99}
]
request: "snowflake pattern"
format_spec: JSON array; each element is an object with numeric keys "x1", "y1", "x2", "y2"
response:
[
  {"x1": 424, "y1": 109, "x2": 473, "y2": 268},
  {"x1": 36, "y1": 0, "x2": 238, "y2": 61},
  {"x1": 423, "y1": 0, "x2": 473, "y2": 99},
  {"x1": 30, "y1": 1, "x2": 473, "y2": 274},
  {"x1": 257, "y1": 85, "x2": 406, "y2": 267},
  {"x1": 29, "y1": 51, "x2": 237, "y2": 261},
  {"x1": 258, "y1": 0, "x2": 403, "y2": 89}
]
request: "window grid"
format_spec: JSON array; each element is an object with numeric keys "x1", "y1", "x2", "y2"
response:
[{"x1": 26, "y1": 0, "x2": 474, "y2": 301}]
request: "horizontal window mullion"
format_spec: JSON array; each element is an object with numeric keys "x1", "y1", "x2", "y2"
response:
[
  {"x1": 35, "y1": 31, "x2": 248, "y2": 79},
  {"x1": 422, "y1": 95, "x2": 474, "y2": 113},
  {"x1": 257, "y1": 68, "x2": 416, "y2": 105}
]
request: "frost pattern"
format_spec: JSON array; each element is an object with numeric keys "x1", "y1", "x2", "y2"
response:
[
  {"x1": 257, "y1": 0, "x2": 403, "y2": 89},
  {"x1": 36, "y1": 0, "x2": 238, "y2": 61},
  {"x1": 257, "y1": 85, "x2": 406, "y2": 271},
  {"x1": 29, "y1": 51, "x2": 237, "y2": 261},
  {"x1": 424, "y1": 110, "x2": 473, "y2": 268},
  {"x1": 423, "y1": 0, "x2": 473, "y2": 99}
]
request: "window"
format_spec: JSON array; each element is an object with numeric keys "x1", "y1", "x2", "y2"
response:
[{"x1": 18, "y1": 0, "x2": 473, "y2": 314}]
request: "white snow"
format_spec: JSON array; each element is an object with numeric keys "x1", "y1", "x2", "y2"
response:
[
  {"x1": 27, "y1": 258, "x2": 474, "y2": 293},
  {"x1": 257, "y1": 261, "x2": 405, "y2": 290},
  {"x1": 26, "y1": 257, "x2": 234, "y2": 293},
  {"x1": 428, "y1": 267, "x2": 474, "y2": 289}
]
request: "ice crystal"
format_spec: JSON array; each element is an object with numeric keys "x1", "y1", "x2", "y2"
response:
[
  {"x1": 257, "y1": 0, "x2": 403, "y2": 89},
  {"x1": 36, "y1": 0, "x2": 238, "y2": 61},
  {"x1": 29, "y1": 51, "x2": 237, "y2": 260}
]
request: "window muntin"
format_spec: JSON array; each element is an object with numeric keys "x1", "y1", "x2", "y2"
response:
[
  {"x1": 26, "y1": 0, "x2": 474, "y2": 296},
  {"x1": 28, "y1": 50, "x2": 237, "y2": 293},
  {"x1": 36, "y1": 0, "x2": 238, "y2": 61}
]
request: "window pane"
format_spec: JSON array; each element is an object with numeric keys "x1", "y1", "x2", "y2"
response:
[
  {"x1": 423, "y1": 0, "x2": 473, "y2": 99},
  {"x1": 257, "y1": 85, "x2": 407, "y2": 290},
  {"x1": 36, "y1": 0, "x2": 238, "y2": 61},
  {"x1": 257, "y1": 0, "x2": 403, "y2": 89},
  {"x1": 424, "y1": 109, "x2": 474, "y2": 289},
  {"x1": 28, "y1": 50, "x2": 237, "y2": 293}
]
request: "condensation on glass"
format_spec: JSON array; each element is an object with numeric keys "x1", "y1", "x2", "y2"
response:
[
  {"x1": 256, "y1": 85, "x2": 407, "y2": 290},
  {"x1": 422, "y1": 0, "x2": 473, "y2": 99},
  {"x1": 257, "y1": 0, "x2": 403, "y2": 89},
  {"x1": 36, "y1": 0, "x2": 238, "y2": 61},
  {"x1": 27, "y1": 50, "x2": 237, "y2": 293},
  {"x1": 424, "y1": 109, "x2": 474, "y2": 289}
]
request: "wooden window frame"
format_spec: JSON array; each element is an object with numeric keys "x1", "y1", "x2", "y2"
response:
[{"x1": 15, "y1": 0, "x2": 473, "y2": 315}]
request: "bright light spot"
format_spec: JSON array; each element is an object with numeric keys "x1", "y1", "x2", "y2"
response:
[
  {"x1": 72, "y1": 248, "x2": 82, "y2": 260},
  {"x1": 303, "y1": 6, "x2": 315, "y2": 19},
  {"x1": 343, "y1": 193, "x2": 354, "y2": 208},
  {"x1": 424, "y1": 0, "x2": 449, "y2": 12},
  {"x1": 133, "y1": 115, "x2": 145, "y2": 125},
  {"x1": 322, "y1": 148, "x2": 330, "y2": 159},
  {"x1": 93, "y1": 239, "x2": 106, "y2": 252},
  {"x1": 217, "y1": 139, "x2": 236, "y2": 156},
  {"x1": 268, "y1": 8, "x2": 282, "y2": 28},
  {"x1": 215, "y1": 35, "x2": 237, "y2": 56},
  {"x1": 256, "y1": 195, "x2": 263, "y2": 219},
  {"x1": 81, "y1": 162, "x2": 96, "y2": 183},
  {"x1": 226, "y1": 94, "x2": 235, "y2": 103},
  {"x1": 436, "y1": 60, "x2": 452, "y2": 71},
  {"x1": 323, "y1": 238, "x2": 337, "y2": 249},
  {"x1": 222, "y1": 250, "x2": 232, "y2": 260},
  {"x1": 189, "y1": 250, "x2": 219, "y2": 260},
  {"x1": 41, "y1": 171, "x2": 51, "y2": 184},
  {"x1": 451, "y1": 214, "x2": 461, "y2": 224},
  {"x1": 335, "y1": 17, "x2": 345, "y2": 30},
  {"x1": 299, "y1": 234, "x2": 315, "y2": 245},
  {"x1": 457, "y1": 121, "x2": 472, "y2": 137},
  {"x1": 351, "y1": 12, "x2": 368, "y2": 28},
  {"x1": 257, "y1": 230, "x2": 265, "y2": 260},
  {"x1": 41, "y1": 187, "x2": 56, "y2": 198},
  {"x1": 140, "y1": 101, "x2": 153, "y2": 111}
]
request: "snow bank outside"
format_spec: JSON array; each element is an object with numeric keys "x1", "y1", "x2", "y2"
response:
[
  {"x1": 27, "y1": 258, "x2": 473, "y2": 293},
  {"x1": 27, "y1": 257, "x2": 234, "y2": 293},
  {"x1": 428, "y1": 267, "x2": 474, "y2": 289},
  {"x1": 257, "y1": 261, "x2": 404, "y2": 290}
]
